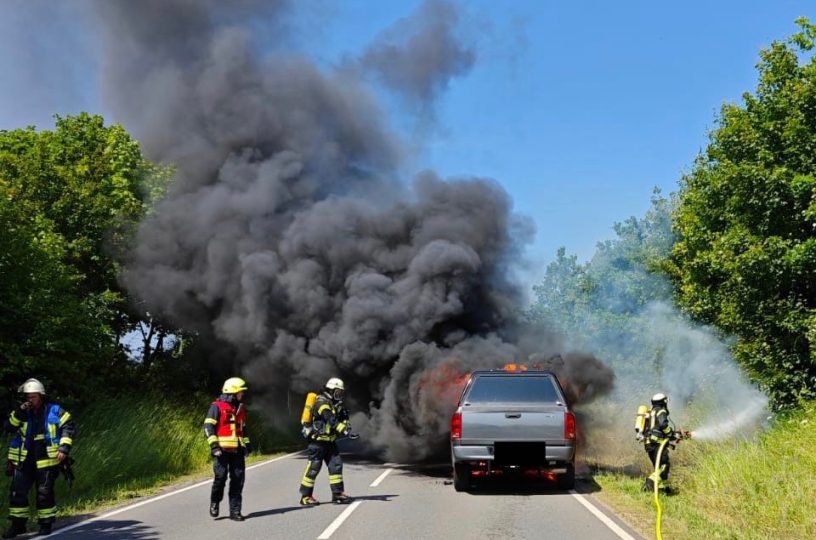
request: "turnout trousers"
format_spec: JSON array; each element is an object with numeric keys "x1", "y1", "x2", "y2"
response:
[
  {"x1": 7, "y1": 458, "x2": 57, "y2": 525},
  {"x1": 211, "y1": 451, "x2": 245, "y2": 514},
  {"x1": 299, "y1": 441, "x2": 343, "y2": 497},
  {"x1": 643, "y1": 442, "x2": 671, "y2": 490}
]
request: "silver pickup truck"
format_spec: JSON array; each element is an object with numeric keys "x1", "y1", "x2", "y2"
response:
[{"x1": 450, "y1": 367, "x2": 576, "y2": 491}]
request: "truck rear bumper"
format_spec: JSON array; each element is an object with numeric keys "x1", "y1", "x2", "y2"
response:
[{"x1": 451, "y1": 443, "x2": 574, "y2": 464}]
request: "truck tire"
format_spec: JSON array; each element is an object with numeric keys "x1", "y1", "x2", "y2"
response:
[
  {"x1": 557, "y1": 463, "x2": 575, "y2": 490},
  {"x1": 453, "y1": 463, "x2": 471, "y2": 492}
]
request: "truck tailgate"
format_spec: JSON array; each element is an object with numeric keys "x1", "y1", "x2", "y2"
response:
[{"x1": 461, "y1": 407, "x2": 564, "y2": 441}]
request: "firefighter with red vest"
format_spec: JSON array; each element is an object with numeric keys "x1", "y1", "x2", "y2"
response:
[
  {"x1": 3, "y1": 378, "x2": 75, "y2": 538},
  {"x1": 299, "y1": 378, "x2": 358, "y2": 506},
  {"x1": 204, "y1": 377, "x2": 251, "y2": 521}
]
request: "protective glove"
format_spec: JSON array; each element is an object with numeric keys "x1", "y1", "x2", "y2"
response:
[
  {"x1": 19, "y1": 401, "x2": 32, "y2": 412},
  {"x1": 211, "y1": 445, "x2": 223, "y2": 458},
  {"x1": 347, "y1": 433, "x2": 360, "y2": 441},
  {"x1": 336, "y1": 408, "x2": 349, "y2": 422},
  {"x1": 243, "y1": 443, "x2": 252, "y2": 456}
]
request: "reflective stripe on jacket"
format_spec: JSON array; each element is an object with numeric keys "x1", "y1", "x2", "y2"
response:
[
  {"x1": 647, "y1": 408, "x2": 673, "y2": 443},
  {"x1": 203, "y1": 397, "x2": 249, "y2": 450},
  {"x1": 7, "y1": 403, "x2": 74, "y2": 469},
  {"x1": 311, "y1": 394, "x2": 348, "y2": 442}
]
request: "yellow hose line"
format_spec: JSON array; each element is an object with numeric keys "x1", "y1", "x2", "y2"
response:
[{"x1": 652, "y1": 438, "x2": 670, "y2": 540}]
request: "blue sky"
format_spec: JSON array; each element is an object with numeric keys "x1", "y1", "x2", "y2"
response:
[{"x1": 0, "y1": 0, "x2": 812, "y2": 283}]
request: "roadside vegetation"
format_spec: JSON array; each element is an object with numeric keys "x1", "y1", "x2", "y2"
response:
[
  {"x1": 590, "y1": 401, "x2": 816, "y2": 539},
  {"x1": 0, "y1": 393, "x2": 299, "y2": 520}
]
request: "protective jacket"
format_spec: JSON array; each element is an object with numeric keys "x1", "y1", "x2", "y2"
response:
[
  {"x1": 645, "y1": 406, "x2": 674, "y2": 444},
  {"x1": 5, "y1": 403, "x2": 74, "y2": 469},
  {"x1": 204, "y1": 395, "x2": 250, "y2": 451},
  {"x1": 309, "y1": 393, "x2": 349, "y2": 442}
]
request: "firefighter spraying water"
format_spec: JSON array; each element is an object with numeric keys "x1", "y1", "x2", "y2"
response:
[{"x1": 635, "y1": 393, "x2": 692, "y2": 540}]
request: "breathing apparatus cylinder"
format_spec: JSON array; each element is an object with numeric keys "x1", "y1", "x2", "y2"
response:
[
  {"x1": 301, "y1": 392, "x2": 318, "y2": 424},
  {"x1": 635, "y1": 404, "x2": 648, "y2": 437}
]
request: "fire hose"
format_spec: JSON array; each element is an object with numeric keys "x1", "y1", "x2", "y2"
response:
[{"x1": 651, "y1": 430, "x2": 691, "y2": 540}]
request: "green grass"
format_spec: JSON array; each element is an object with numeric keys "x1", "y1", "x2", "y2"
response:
[
  {"x1": 589, "y1": 401, "x2": 816, "y2": 539},
  {"x1": 0, "y1": 393, "x2": 300, "y2": 520}
]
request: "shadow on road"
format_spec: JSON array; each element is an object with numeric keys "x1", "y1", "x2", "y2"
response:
[
  {"x1": 53, "y1": 519, "x2": 159, "y2": 539},
  {"x1": 245, "y1": 505, "x2": 312, "y2": 519}
]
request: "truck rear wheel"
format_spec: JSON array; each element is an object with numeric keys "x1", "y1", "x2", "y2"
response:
[
  {"x1": 453, "y1": 463, "x2": 471, "y2": 492},
  {"x1": 557, "y1": 463, "x2": 575, "y2": 490}
]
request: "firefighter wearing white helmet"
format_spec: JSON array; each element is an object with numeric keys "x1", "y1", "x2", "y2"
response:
[
  {"x1": 3, "y1": 379, "x2": 75, "y2": 537},
  {"x1": 203, "y1": 377, "x2": 250, "y2": 521},
  {"x1": 298, "y1": 377, "x2": 358, "y2": 506},
  {"x1": 641, "y1": 392, "x2": 676, "y2": 492}
]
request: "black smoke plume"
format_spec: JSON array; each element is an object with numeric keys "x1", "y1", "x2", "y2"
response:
[{"x1": 91, "y1": 0, "x2": 614, "y2": 461}]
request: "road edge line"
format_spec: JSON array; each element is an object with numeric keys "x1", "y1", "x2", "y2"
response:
[
  {"x1": 317, "y1": 500, "x2": 362, "y2": 539},
  {"x1": 51, "y1": 451, "x2": 301, "y2": 537},
  {"x1": 568, "y1": 490, "x2": 639, "y2": 540}
]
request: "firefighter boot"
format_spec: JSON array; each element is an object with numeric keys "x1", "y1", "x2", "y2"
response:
[
  {"x1": 642, "y1": 478, "x2": 655, "y2": 492},
  {"x1": 332, "y1": 493, "x2": 353, "y2": 504},
  {"x1": 2, "y1": 519, "x2": 27, "y2": 539},
  {"x1": 229, "y1": 512, "x2": 245, "y2": 522},
  {"x1": 38, "y1": 520, "x2": 53, "y2": 536},
  {"x1": 209, "y1": 502, "x2": 219, "y2": 518},
  {"x1": 299, "y1": 496, "x2": 320, "y2": 506}
]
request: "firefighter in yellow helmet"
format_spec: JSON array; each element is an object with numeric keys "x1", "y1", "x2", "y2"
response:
[
  {"x1": 299, "y1": 378, "x2": 358, "y2": 506},
  {"x1": 203, "y1": 377, "x2": 250, "y2": 521},
  {"x1": 3, "y1": 379, "x2": 75, "y2": 538}
]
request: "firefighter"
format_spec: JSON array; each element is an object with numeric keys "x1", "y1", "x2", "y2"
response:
[
  {"x1": 299, "y1": 378, "x2": 358, "y2": 506},
  {"x1": 203, "y1": 377, "x2": 251, "y2": 521},
  {"x1": 641, "y1": 392, "x2": 678, "y2": 492},
  {"x1": 3, "y1": 379, "x2": 75, "y2": 538}
]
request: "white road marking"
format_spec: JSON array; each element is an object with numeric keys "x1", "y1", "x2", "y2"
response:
[
  {"x1": 316, "y1": 500, "x2": 363, "y2": 539},
  {"x1": 369, "y1": 468, "x2": 393, "y2": 487},
  {"x1": 51, "y1": 452, "x2": 300, "y2": 537},
  {"x1": 569, "y1": 490, "x2": 638, "y2": 540}
]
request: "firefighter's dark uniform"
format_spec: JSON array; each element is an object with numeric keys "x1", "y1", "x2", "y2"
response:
[
  {"x1": 203, "y1": 395, "x2": 250, "y2": 516},
  {"x1": 4, "y1": 403, "x2": 74, "y2": 530},
  {"x1": 643, "y1": 405, "x2": 674, "y2": 491},
  {"x1": 300, "y1": 393, "x2": 350, "y2": 501}
]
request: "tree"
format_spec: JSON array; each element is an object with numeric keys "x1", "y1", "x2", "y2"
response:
[
  {"x1": 0, "y1": 184, "x2": 113, "y2": 407},
  {"x1": 671, "y1": 18, "x2": 816, "y2": 404},
  {"x1": 0, "y1": 114, "x2": 181, "y2": 405},
  {"x1": 529, "y1": 191, "x2": 675, "y2": 380}
]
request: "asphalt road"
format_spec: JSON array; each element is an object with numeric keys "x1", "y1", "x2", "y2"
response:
[{"x1": 45, "y1": 452, "x2": 644, "y2": 540}]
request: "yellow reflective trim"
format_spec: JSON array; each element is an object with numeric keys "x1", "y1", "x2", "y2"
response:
[
  {"x1": 59, "y1": 411, "x2": 72, "y2": 427},
  {"x1": 329, "y1": 475, "x2": 343, "y2": 484},
  {"x1": 207, "y1": 435, "x2": 219, "y2": 445},
  {"x1": 317, "y1": 404, "x2": 332, "y2": 415},
  {"x1": 60, "y1": 437, "x2": 73, "y2": 446},
  {"x1": 9, "y1": 414, "x2": 21, "y2": 427},
  {"x1": 34, "y1": 434, "x2": 45, "y2": 440},
  {"x1": 37, "y1": 458, "x2": 58, "y2": 468},
  {"x1": 37, "y1": 507, "x2": 57, "y2": 518},
  {"x1": 204, "y1": 418, "x2": 218, "y2": 425},
  {"x1": 336, "y1": 421, "x2": 348, "y2": 432},
  {"x1": 9, "y1": 507, "x2": 29, "y2": 518},
  {"x1": 241, "y1": 437, "x2": 251, "y2": 444}
]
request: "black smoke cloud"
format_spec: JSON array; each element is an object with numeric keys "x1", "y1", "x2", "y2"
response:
[
  {"x1": 91, "y1": 0, "x2": 614, "y2": 461},
  {"x1": 359, "y1": 0, "x2": 476, "y2": 111}
]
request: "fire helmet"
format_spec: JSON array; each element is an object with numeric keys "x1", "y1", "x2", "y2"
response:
[
  {"x1": 325, "y1": 378, "x2": 345, "y2": 400},
  {"x1": 222, "y1": 377, "x2": 248, "y2": 394},
  {"x1": 18, "y1": 378, "x2": 46, "y2": 395},
  {"x1": 651, "y1": 392, "x2": 668, "y2": 405}
]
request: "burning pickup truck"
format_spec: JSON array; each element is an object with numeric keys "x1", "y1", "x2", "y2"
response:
[{"x1": 450, "y1": 365, "x2": 576, "y2": 491}]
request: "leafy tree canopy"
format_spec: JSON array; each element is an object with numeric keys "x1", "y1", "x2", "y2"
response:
[{"x1": 671, "y1": 18, "x2": 816, "y2": 404}]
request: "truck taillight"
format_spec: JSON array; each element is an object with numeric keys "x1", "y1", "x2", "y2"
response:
[
  {"x1": 451, "y1": 411, "x2": 462, "y2": 440},
  {"x1": 565, "y1": 411, "x2": 576, "y2": 440}
]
